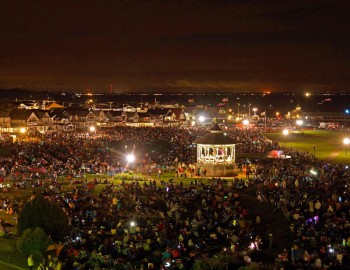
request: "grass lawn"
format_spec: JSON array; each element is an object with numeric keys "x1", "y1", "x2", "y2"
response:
[
  {"x1": 0, "y1": 237, "x2": 27, "y2": 270},
  {"x1": 265, "y1": 130, "x2": 350, "y2": 164}
]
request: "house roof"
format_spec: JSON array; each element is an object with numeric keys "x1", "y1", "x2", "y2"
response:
[
  {"x1": 63, "y1": 108, "x2": 94, "y2": 117},
  {"x1": 9, "y1": 110, "x2": 35, "y2": 120},
  {"x1": 0, "y1": 109, "x2": 10, "y2": 118},
  {"x1": 137, "y1": 112, "x2": 150, "y2": 118},
  {"x1": 106, "y1": 111, "x2": 123, "y2": 117},
  {"x1": 168, "y1": 108, "x2": 184, "y2": 118},
  {"x1": 34, "y1": 111, "x2": 50, "y2": 120},
  {"x1": 193, "y1": 123, "x2": 236, "y2": 145},
  {"x1": 46, "y1": 102, "x2": 64, "y2": 110},
  {"x1": 147, "y1": 108, "x2": 169, "y2": 116}
]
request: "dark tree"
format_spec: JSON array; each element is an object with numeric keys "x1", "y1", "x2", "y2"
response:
[{"x1": 18, "y1": 194, "x2": 69, "y2": 241}]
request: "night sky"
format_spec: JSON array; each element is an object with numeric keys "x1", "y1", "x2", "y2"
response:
[{"x1": 0, "y1": 1, "x2": 349, "y2": 93}]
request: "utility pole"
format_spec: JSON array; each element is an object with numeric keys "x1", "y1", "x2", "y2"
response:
[{"x1": 237, "y1": 103, "x2": 240, "y2": 120}]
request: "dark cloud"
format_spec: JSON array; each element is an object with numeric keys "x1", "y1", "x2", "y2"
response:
[{"x1": 0, "y1": 0, "x2": 349, "y2": 92}]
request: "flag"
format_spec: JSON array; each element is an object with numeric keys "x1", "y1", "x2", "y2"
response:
[{"x1": 260, "y1": 111, "x2": 266, "y2": 116}]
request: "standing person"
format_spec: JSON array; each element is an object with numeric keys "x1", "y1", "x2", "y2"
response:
[
  {"x1": 268, "y1": 232, "x2": 273, "y2": 249},
  {"x1": 309, "y1": 200, "x2": 315, "y2": 217},
  {"x1": 28, "y1": 254, "x2": 34, "y2": 270},
  {"x1": 37, "y1": 259, "x2": 45, "y2": 270}
]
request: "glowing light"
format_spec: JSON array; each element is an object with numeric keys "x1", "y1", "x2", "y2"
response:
[
  {"x1": 242, "y1": 119, "x2": 249, "y2": 125},
  {"x1": 198, "y1": 116, "x2": 205, "y2": 122},
  {"x1": 305, "y1": 92, "x2": 311, "y2": 97},
  {"x1": 191, "y1": 121, "x2": 196, "y2": 126},
  {"x1": 130, "y1": 221, "x2": 136, "y2": 227},
  {"x1": 310, "y1": 169, "x2": 317, "y2": 175},
  {"x1": 344, "y1": 138, "x2": 350, "y2": 145},
  {"x1": 126, "y1": 153, "x2": 135, "y2": 163},
  {"x1": 282, "y1": 129, "x2": 289, "y2": 136},
  {"x1": 296, "y1": 120, "x2": 303, "y2": 126},
  {"x1": 89, "y1": 126, "x2": 96, "y2": 132},
  {"x1": 19, "y1": 127, "x2": 26, "y2": 134}
]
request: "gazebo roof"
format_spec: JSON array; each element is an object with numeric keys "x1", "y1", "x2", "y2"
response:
[{"x1": 194, "y1": 123, "x2": 236, "y2": 145}]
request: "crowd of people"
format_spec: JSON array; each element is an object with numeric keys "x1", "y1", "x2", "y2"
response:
[
  {"x1": 0, "y1": 125, "x2": 349, "y2": 269},
  {"x1": 250, "y1": 150, "x2": 350, "y2": 269},
  {"x1": 0, "y1": 126, "x2": 274, "y2": 182}
]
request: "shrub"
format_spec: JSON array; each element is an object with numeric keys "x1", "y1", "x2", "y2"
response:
[{"x1": 16, "y1": 227, "x2": 50, "y2": 262}]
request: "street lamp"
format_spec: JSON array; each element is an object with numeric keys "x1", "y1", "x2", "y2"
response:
[
  {"x1": 126, "y1": 153, "x2": 136, "y2": 163},
  {"x1": 19, "y1": 127, "x2": 27, "y2": 134},
  {"x1": 252, "y1": 108, "x2": 258, "y2": 115},
  {"x1": 237, "y1": 103, "x2": 240, "y2": 120},
  {"x1": 282, "y1": 129, "x2": 289, "y2": 147},
  {"x1": 198, "y1": 115, "x2": 205, "y2": 123},
  {"x1": 344, "y1": 138, "x2": 350, "y2": 155},
  {"x1": 296, "y1": 119, "x2": 303, "y2": 126},
  {"x1": 242, "y1": 119, "x2": 250, "y2": 128}
]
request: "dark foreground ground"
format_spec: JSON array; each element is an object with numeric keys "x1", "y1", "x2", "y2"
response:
[{"x1": 238, "y1": 187, "x2": 292, "y2": 264}]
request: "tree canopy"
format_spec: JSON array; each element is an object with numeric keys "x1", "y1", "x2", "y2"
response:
[{"x1": 18, "y1": 194, "x2": 69, "y2": 241}]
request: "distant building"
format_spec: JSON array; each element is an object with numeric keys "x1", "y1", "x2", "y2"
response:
[
  {"x1": 286, "y1": 104, "x2": 350, "y2": 127},
  {"x1": 0, "y1": 109, "x2": 11, "y2": 132},
  {"x1": 17, "y1": 100, "x2": 40, "y2": 110},
  {"x1": 183, "y1": 106, "x2": 227, "y2": 125}
]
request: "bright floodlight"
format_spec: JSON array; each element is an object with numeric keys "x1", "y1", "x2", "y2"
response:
[
  {"x1": 242, "y1": 119, "x2": 249, "y2": 125},
  {"x1": 89, "y1": 126, "x2": 96, "y2": 132},
  {"x1": 296, "y1": 120, "x2": 303, "y2": 126},
  {"x1": 282, "y1": 129, "x2": 289, "y2": 136},
  {"x1": 198, "y1": 116, "x2": 205, "y2": 123},
  {"x1": 19, "y1": 127, "x2": 26, "y2": 134},
  {"x1": 344, "y1": 138, "x2": 350, "y2": 145},
  {"x1": 126, "y1": 153, "x2": 135, "y2": 163}
]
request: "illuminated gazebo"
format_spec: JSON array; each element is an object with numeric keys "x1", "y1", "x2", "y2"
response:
[{"x1": 194, "y1": 123, "x2": 237, "y2": 177}]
